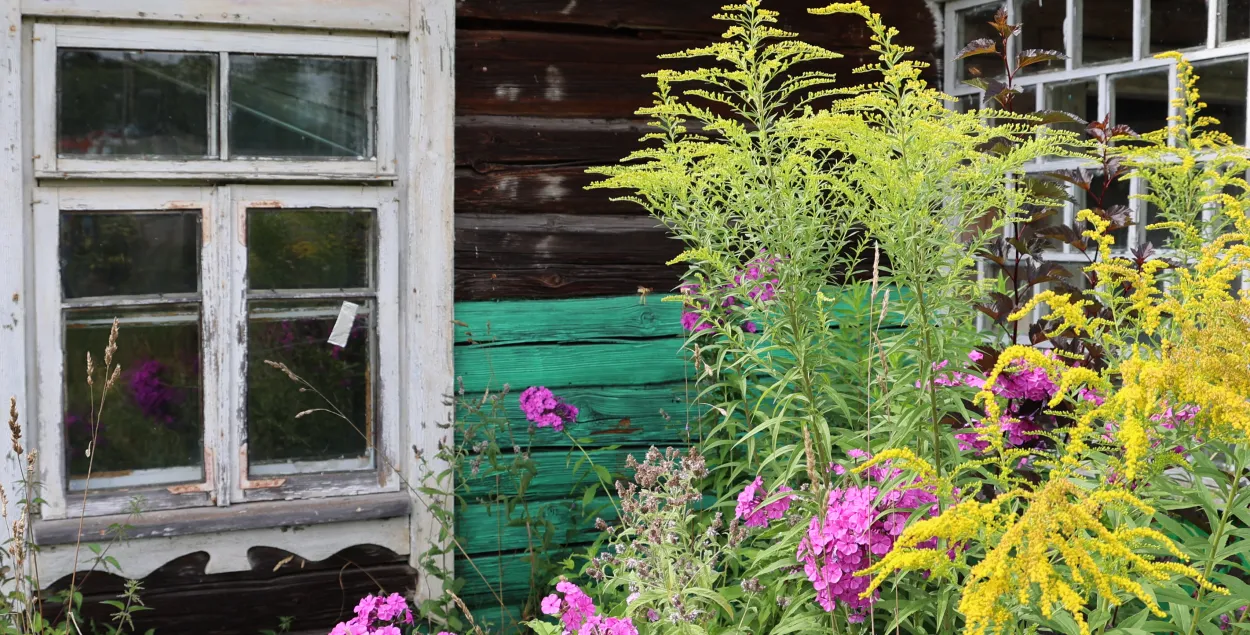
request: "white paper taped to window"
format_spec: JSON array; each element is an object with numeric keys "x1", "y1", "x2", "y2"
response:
[{"x1": 328, "y1": 301, "x2": 360, "y2": 347}]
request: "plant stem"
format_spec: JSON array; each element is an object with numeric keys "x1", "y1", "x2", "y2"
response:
[
  {"x1": 1186, "y1": 451, "x2": 1247, "y2": 635},
  {"x1": 915, "y1": 286, "x2": 944, "y2": 478}
]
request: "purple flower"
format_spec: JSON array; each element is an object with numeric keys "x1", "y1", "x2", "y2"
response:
[
  {"x1": 127, "y1": 359, "x2": 184, "y2": 425},
  {"x1": 519, "y1": 386, "x2": 579, "y2": 431},
  {"x1": 799, "y1": 452, "x2": 939, "y2": 618},
  {"x1": 734, "y1": 476, "x2": 794, "y2": 528}
]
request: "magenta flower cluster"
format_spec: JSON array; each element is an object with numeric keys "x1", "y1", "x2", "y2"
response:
[
  {"x1": 680, "y1": 252, "x2": 780, "y2": 333},
  {"x1": 925, "y1": 351, "x2": 1062, "y2": 454},
  {"x1": 520, "y1": 386, "x2": 579, "y2": 431},
  {"x1": 734, "y1": 476, "x2": 793, "y2": 528},
  {"x1": 541, "y1": 581, "x2": 638, "y2": 635},
  {"x1": 328, "y1": 593, "x2": 414, "y2": 635},
  {"x1": 128, "y1": 359, "x2": 184, "y2": 425},
  {"x1": 797, "y1": 452, "x2": 938, "y2": 620}
]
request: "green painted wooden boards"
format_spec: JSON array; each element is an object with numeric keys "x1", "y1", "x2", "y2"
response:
[{"x1": 452, "y1": 295, "x2": 692, "y2": 621}]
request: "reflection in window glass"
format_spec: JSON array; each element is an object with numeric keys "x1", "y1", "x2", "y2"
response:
[
  {"x1": 229, "y1": 55, "x2": 376, "y2": 159},
  {"x1": 248, "y1": 210, "x2": 374, "y2": 291},
  {"x1": 1113, "y1": 71, "x2": 1170, "y2": 137},
  {"x1": 1047, "y1": 80, "x2": 1098, "y2": 136},
  {"x1": 63, "y1": 306, "x2": 203, "y2": 485},
  {"x1": 1083, "y1": 2, "x2": 1134, "y2": 64},
  {"x1": 956, "y1": 4, "x2": 1004, "y2": 81},
  {"x1": 1229, "y1": 0, "x2": 1250, "y2": 42},
  {"x1": 957, "y1": 93, "x2": 981, "y2": 113},
  {"x1": 1194, "y1": 57, "x2": 1249, "y2": 144},
  {"x1": 57, "y1": 50, "x2": 216, "y2": 158},
  {"x1": 1150, "y1": 0, "x2": 1208, "y2": 53},
  {"x1": 247, "y1": 300, "x2": 374, "y2": 469},
  {"x1": 60, "y1": 212, "x2": 200, "y2": 299},
  {"x1": 1018, "y1": 0, "x2": 1067, "y2": 75}
]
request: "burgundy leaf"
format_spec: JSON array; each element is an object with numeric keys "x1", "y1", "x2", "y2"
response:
[
  {"x1": 989, "y1": 9, "x2": 1022, "y2": 39},
  {"x1": 1099, "y1": 204, "x2": 1134, "y2": 231},
  {"x1": 956, "y1": 38, "x2": 998, "y2": 60},
  {"x1": 1017, "y1": 49, "x2": 1067, "y2": 69},
  {"x1": 1031, "y1": 110, "x2": 1087, "y2": 127}
]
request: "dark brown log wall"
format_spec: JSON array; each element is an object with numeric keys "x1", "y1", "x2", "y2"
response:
[{"x1": 454, "y1": 0, "x2": 941, "y2": 300}]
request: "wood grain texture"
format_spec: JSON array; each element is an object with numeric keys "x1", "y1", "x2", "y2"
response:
[
  {"x1": 455, "y1": 165, "x2": 640, "y2": 215},
  {"x1": 0, "y1": 0, "x2": 24, "y2": 536},
  {"x1": 455, "y1": 263, "x2": 681, "y2": 300},
  {"x1": 456, "y1": 115, "x2": 650, "y2": 166},
  {"x1": 455, "y1": 295, "x2": 683, "y2": 344},
  {"x1": 455, "y1": 495, "x2": 616, "y2": 554},
  {"x1": 461, "y1": 447, "x2": 637, "y2": 499},
  {"x1": 21, "y1": 0, "x2": 410, "y2": 31},
  {"x1": 456, "y1": 0, "x2": 940, "y2": 50},
  {"x1": 44, "y1": 546, "x2": 416, "y2": 635},
  {"x1": 456, "y1": 383, "x2": 698, "y2": 449},
  {"x1": 405, "y1": 0, "x2": 459, "y2": 603},
  {"x1": 456, "y1": 339, "x2": 689, "y2": 392},
  {"x1": 456, "y1": 29, "x2": 887, "y2": 118}
]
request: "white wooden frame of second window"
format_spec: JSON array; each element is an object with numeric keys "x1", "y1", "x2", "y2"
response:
[
  {"x1": 33, "y1": 185, "x2": 402, "y2": 520},
  {"x1": 945, "y1": 0, "x2": 1250, "y2": 335},
  {"x1": 31, "y1": 23, "x2": 399, "y2": 181}
]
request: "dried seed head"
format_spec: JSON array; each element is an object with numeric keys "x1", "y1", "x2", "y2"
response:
[
  {"x1": 264, "y1": 359, "x2": 301, "y2": 382},
  {"x1": 105, "y1": 364, "x2": 122, "y2": 391},
  {"x1": 8, "y1": 397, "x2": 21, "y2": 456},
  {"x1": 86, "y1": 351, "x2": 95, "y2": 385},
  {"x1": 0, "y1": 483, "x2": 8, "y2": 517},
  {"x1": 104, "y1": 318, "x2": 120, "y2": 369},
  {"x1": 295, "y1": 409, "x2": 318, "y2": 419}
]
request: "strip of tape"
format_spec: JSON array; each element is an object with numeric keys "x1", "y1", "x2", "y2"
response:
[{"x1": 328, "y1": 301, "x2": 360, "y2": 347}]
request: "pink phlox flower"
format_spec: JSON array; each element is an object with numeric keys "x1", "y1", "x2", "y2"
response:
[
  {"x1": 735, "y1": 477, "x2": 794, "y2": 528},
  {"x1": 353, "y1": 595, "x2": 379, "y2": 621},
  {"x1": 373, "y1": 627, "x2": 401, "y2": 635},
  {"x1": 519, "y1": 386, "x2": 579, "y2": 431},
  {"x1": 800, "y1": 457, "x2": 941, "y2": 615},
  {"x1": 1077, "y1": 387, "x2": 1105, "y2": 406},
  {"x1": 329, "y1": 616, "x2": 370, "y2": 635},
  {"x1": 549, "y1": 581, "x2": 597, "y2": 633},
  {"x1": 541, "y1": 593, "x2": 563, "y2": 616},
  {"x1": 374, "y1": 593, "x2": 409, "y2": 622},
  {"x1": 968, "y1": 350, "x2": 985, "y2": 362},
  {"x1": 576, "y1": 615, "x2": 639, "y2": 635}
]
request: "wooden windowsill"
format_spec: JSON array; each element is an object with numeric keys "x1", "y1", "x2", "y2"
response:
[{"x1": 33, "y1": 492, "x2": 410, "y2": 546}]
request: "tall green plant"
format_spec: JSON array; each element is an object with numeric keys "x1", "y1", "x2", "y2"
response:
[{"x1": 589, "y1": 0, "x2": 1077, "y2": 489}]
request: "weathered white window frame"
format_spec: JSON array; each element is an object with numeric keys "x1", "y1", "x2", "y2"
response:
[
  {"x1": 31, "y1": 23, "x2": 399, "y2": 181},
  {"x1": 33, "y1": 185, "x2": 402, "y2": 520},
  {"x1": 945, "y1": 0, "x2": 1250, "y2": 335}
]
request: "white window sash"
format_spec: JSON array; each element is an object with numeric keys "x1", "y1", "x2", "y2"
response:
[
  {"x1": 34, "y1": 186, "x2": 222, "y2": 519},
  {"x1": 34, "y1": 185, "x2": 401, "y2": 519},
  {"x1": 224, "y1": 185, "x2": 402, "y2": 505},
  {"x1": 31, "y1": 24, "x2": 399, "y2": 180}
]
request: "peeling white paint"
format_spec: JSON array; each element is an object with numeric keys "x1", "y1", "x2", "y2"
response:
[
  {"x1": 537, "y1": 174, "x2": 569, "y2": 200},
  {"x1": 497, "y1": 175, "x2": 520, "y2": 199},
  {"x1": 494, "y1": 83, "x2": 522, "y2": 101},
  {"x1": 544, "y1": 64, "x2": 565, "y2": 102}
]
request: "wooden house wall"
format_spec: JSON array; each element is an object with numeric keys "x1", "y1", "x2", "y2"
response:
[
  {"x1": 450, "y1": 0, "x2": 940, "y2": 631},
  {"x1": 45, "y1": 2, "x2": 940, "y2": 634}
]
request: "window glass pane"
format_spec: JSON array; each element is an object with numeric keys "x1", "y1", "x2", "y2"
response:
[
  {"x1": 1113, "y1": 71, "x2": 1170, "y2": 137},
  {"x1": 1083, "y1": 2, "x2": 1134, "y2": 64},
  {"x1": 1047, "y1": 79, "x2": 1098, "y2": 142},
  {"x1": 956, "y1": 4, "x2": 1004, "y2": 82},
  {"x1": 57, "y1": 50, "x2": 215, "y2": 158},
  {"x1": 60, "y1": 212, "x2": 200, "y2": 299},
  {"x1": 63, "y1": 306, "x2": 203, "y2": 486},
  {"x1": 1194, "y1": 57, "x2": 1249, "y2": 144},
  {"x1": 247, "y1": 300, "x2": 374, "y2": 470},
  {"x1": 229, "y1": 55, "x2": 375, "y2": 159},
  {"x1": 1018, "y1": 0, "x2": 1067, "y2": 75},
  {"x1": 1150, "y1": 0, "x2": 1208, "y2": 54},
  {"x1": 248, "y1": 209, "x2": 373, "y2": 291},
  {"x1": 1228, "y1": 0, "x2": 1250, "y2": 42}
]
